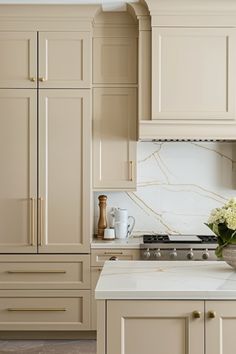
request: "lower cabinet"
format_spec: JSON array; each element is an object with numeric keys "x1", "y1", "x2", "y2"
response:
[
  {"x1": 101, "y1": 300, "x2": 236, "y2": 354},
  {"x1": 0, "y1": 290, "x2": 90, "y2": 331},
  {"x1": 0, "y1": 255, "x2": 91, "y2": 331}
]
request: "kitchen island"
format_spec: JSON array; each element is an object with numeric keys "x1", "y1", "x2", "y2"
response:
[{"x1": 95, "y1": 261, "x2": 236, "y2": 354}]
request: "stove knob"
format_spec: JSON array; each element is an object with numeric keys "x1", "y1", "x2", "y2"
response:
[
  {"x1": 170, "y1": 249, "x2": 177, "y2": 259},
  {"x1": 143, "y1": 248, "x2": 151, "y2": 259},
  {"x1": 154, "y1": 249, "x2": 162, "y2": 259},
  {"x1": 202, "y1": 249, "x2": 209, "y2": 260},
  {"x1": 187, "y1": 249, "x2": 194, "y2": 260}
]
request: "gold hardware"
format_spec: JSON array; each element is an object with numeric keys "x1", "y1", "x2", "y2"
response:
[
  {"x1": 109, "y1": 256, "x2": 118, "y2": 261},
  {"x1": 7, "y1": 308, "x2": 66, "y2": 312},
  {"x1": 129, "y1": 161, "x2": 133, "y2": 181},
  {"x1": 38, "y1": 198, "x2": 43, "y2": 246},
  {"x1": 7, "y1": 270, "x2": 66, "y2": 274},
  {"x1": 98, "y1": 268, "x2": 103, "y2": 272},
  {"x1": 30, "y1": 77, "x2": 36, "y2": 82},
  {"x1": 208, "y1": 311, "x2": 216, "y2": 319},
  {"x1": 104, "y1": 252, "x2": 123, "y2": 255},
  {"x1": 30, "y1": 198, "x2": 35, "y2": 246},
  {"x1": 192, "y1": 311, "x2": 201, "y2": 319},
  {"x1": 39, "y1": 77, "x2": 47, "y2": 82}
]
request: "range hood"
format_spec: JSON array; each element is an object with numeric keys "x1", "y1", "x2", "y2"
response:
[{"x1": 138, "y1": 0, "x2": 236, "y2": 141}]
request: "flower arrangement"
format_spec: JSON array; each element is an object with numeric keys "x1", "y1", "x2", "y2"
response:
[{"x1": 206, "y1": 198, "x2": 236, "y2": 257}]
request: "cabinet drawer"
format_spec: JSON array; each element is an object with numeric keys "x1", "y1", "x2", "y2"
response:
[
  {"x1": 91, "y1": 249, "x2": 140, "y2": 267},
  {"x1": 0, "y1": 290, "x2": 90, "y2": 331},
  {"x1": 0, "y1": 255, "x2": 90, "y2": 290}
]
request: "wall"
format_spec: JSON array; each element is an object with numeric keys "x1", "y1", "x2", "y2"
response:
[{"x1": 94, "y1": 142, "x2": 236, "y2": 235}]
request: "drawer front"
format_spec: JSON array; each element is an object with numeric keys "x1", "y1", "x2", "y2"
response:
[
  {"x1": 0, "y1": 255, "x2": 90, "y2": 290},
  {"x1": 0, "y1": 290, "x2": 90, "y2": 331},
  {"x1": 91, "y1": 249, "x2": 140, "y2": 267}
]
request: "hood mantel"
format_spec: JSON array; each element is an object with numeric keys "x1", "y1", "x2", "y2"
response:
[{"x1": 139, "y1": 0, "x2": 236, "y2": 141}]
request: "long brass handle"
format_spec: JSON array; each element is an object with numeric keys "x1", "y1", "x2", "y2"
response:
[
  {"x1": 208, "y1": 311, "x2": 216, "y2": 319},
  {"x1": 7, "y1": 270, "x2": 66, "y2": 274},
  {"x1": 39, "y1": 77, "x2": 47, "y2": 82},
  {"x1": 7, "y1": 308, "x2": 66, "y2": 312},
  {"x1": 192, "y1": 311, "x2": 201, "y2": 319},
  {"x1": 30, "y1": 198, "x2": 35, "y2": 246},
  {"x1": 38, "y1": 198, "x2": 43, "y2": 246},
  {"x1": 104, "y1": 252, "x2": 123, "y2": 255},
  {"x1": 129, "y1": 161, "x2": 133, "y2": 181}
]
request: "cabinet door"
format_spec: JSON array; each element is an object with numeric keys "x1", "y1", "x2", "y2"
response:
[
  {"x1": 39, "y1": 32, "x2": 91, "y2": 88},
  {"x1": 152, "y1": 28, "x2": 236, "y2": 121},
  {"x1": 206, "y1": 300, "x2": 236, "y2": 354},
  {"x1": 107, "y1": 300, "x2": 204, "y2": 354},
  {"x1": 91, "y1": 267, "x2": 102, "y2": 330},
  {"x1": 39, "y1": 90, "x2": 91, "y2": 253},
  {"x1": 0, "y1": 90, "x2": 37, "y2": 253},
  {"x1": 0, "y1": 32, "x2": 37, "y2": 88},
  {"x1": 93, "y1": 37, "x2": 137, "y2": 84},
  {"x1": 93, "y1": 88, "x2": 137, "y2": 190}
]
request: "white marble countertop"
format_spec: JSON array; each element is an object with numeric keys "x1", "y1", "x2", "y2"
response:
[
  {"x1": 95, "y1": 261, "x2": 236, "y2": 300},
  {"x1": 91, "y1": 236, "x2": 143, "y2": 249}
]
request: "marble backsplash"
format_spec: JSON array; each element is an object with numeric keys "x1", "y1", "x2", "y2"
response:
[{"x1": 94, "y1": 142, "x2": 236, "y2": 235}]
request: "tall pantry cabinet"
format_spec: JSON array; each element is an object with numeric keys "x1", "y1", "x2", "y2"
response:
[{"x1": 0, "y1": 5, "x2": 99, "y2": 333}]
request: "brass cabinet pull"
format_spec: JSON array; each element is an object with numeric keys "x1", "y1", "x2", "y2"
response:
[
  {"x1": 109, "y1": 256, "x2": 118, "y2": 261},
  {"x1": 129, "y1": 161, "x2": 133, "y2": 181},
  {"x1": 38, "y1": 198, "x2": 43, "y2": 246},
  {"x1": 39, "y1": 77, "x2": 47, "y2": 82},
  {"x1": 208, "y1": 311, "x2": 216, "y2": 319},
  {"x1": 7, "y1": 308, "x2": 66, "y2": 312},
  {"x1": 104, "y1": 252, "x2": 123, "y2": 255},
  {"x1": 30, "y1": 198, "x2": 35, "y2": 246},
  {"x1": 192, "y1": 311, "x2": 201, "y2": 319},
  {"x1": 7, "y1": 270, "x2": 66, "y2": 274},
  {"x1": 30, "y1": 77, "x2": 36, "y2": 82}
]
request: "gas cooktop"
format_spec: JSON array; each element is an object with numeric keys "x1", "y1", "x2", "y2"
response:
[{"x1": 143, "y1": 234, "x2": 217, "y2": 244}]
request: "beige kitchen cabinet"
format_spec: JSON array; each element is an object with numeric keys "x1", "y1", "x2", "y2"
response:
[
  {"x1": 39, "y1": 90, "x2": 91, "y2": 254},
  {"x1": 93, "y1": 87, "x2": 137, "y2": 190},
  {"x1": 39, "y1": 32, "x2": 91, "y2": 88},
  {"x1": 91, "y1": 248, "x2": 140, "y2": 330},
  {"x1": 152, "y1": 27, "x2": 236, "y2": 122},
  {"x1": 106, "y1": 300, "x2": 204, "y2": 354},
  {"x1": 0, "y1": 89, "x2": 37, "y2": 253},
  {"x1": 93, "y1": 37, "x2": 137, "y2": 84},
  {"x1": 0, "y1": 290, "x2": 90, "y2": 331},
  {"x1": 0, "y1": 32, "x2": 37, "y2": 89},
  {"x1": 0, "y1": 255, "x2": 90, "y2": 290},
  {"x1": 206, "y1": 301, "x2": 236, "y2": 354}
]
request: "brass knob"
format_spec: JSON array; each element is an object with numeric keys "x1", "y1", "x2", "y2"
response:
[
  {"x1": 39, "y1": 77, "x2": 47, "y2": 82},
  {"x1": 109, "y1": 256, "x2": 118, "y2": 261},
  {"x1": 30, "y1": 77, "x2": 36, "y2": 82},
  {"x1": 208, "y1": 311, "x2": 216, "y2": 319},
  {"x1": 192, "y1": 311, "x2": 201, "y2": 319}
]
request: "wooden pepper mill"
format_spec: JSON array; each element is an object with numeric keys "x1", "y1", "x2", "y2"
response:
[{"x1": 97, "y1": 195, "x2": 107, "y2": 239}]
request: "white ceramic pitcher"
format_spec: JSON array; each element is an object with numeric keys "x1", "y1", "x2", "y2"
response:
[{"x1": 110, "y1": 208, "x2": 135, "y2": 239}]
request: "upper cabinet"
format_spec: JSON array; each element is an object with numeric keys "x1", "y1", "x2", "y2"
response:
[
  {"x1": 0, "y1": 32, "x2": 37, "y2": 88},
  {"x1": 92, "y1": 12, "x2": 138, "y2": 191},
  {"x1": 0, "y1": 31, "x2": 91, "y2": 89},
  {"x1": 152, "y1": 27, "x2": 236, "y2": 122},
  {"x1": 39, "y1": 32, "x2": 91, "y2": 88}
]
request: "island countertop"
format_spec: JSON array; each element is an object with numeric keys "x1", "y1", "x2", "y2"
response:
[{"x1": 95, "y1": 261, "x2": 236, "y2": 300}]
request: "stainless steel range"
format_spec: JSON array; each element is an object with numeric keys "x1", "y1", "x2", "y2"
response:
[{"x1": 140, "y1": 234, "x2": 218, "y2": 261}]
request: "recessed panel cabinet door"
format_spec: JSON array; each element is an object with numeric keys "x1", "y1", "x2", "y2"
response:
[
  {"x1": 93, "y1": 88, "x2": 137, "y2": 190},
  {"x1": 152, "y1": 28, "x2": 236, "y2": 121},
  {"x1": 39, "y1": 32, "x2": 91, "y2": 88},
  {"x1": 206, "y1": 301, "x2": 236, "y2": 354},
  {"x1": 39, "y1": 90, "x2": 91, "y2": 253},
  {"x1": 0, "y1": 90, "x2": 37, "y2": 253},
  {"x1": 107, "y1": 300, "x2": 204, "y2": 354},
  {"x1": 0, "y1": 32, "x2": 37, "y2": 88}
]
